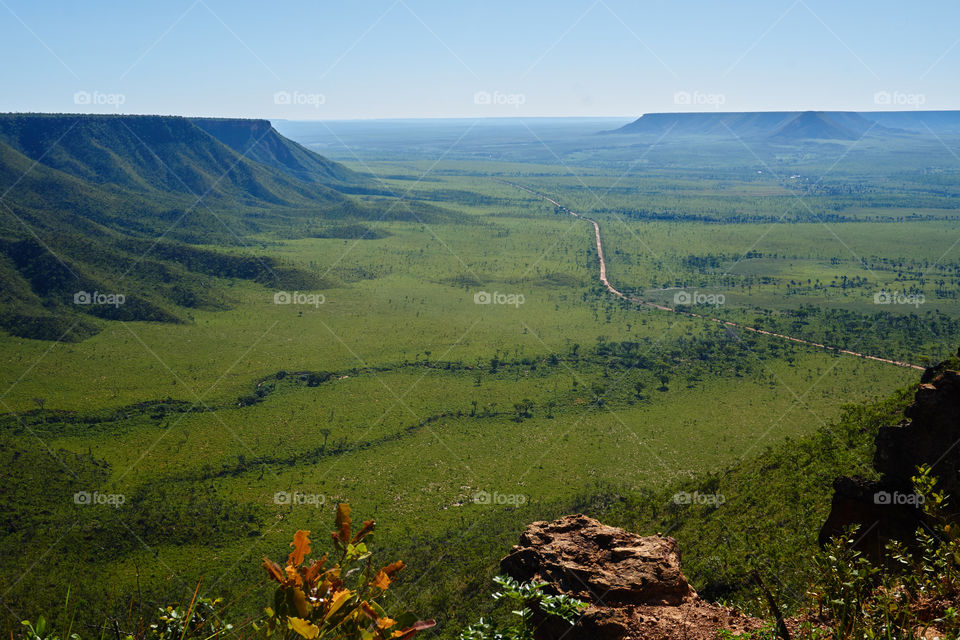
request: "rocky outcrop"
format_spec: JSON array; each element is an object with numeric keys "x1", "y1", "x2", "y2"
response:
[
  {"x1": 820, "y1": 361, "x2": 960, "y2": 557},
  {"x1": 875, "y1": 369, "x2": 960, "y2": 501},
  {"x1": 819, "y1": 475, "x2": 925, "y2": 559},
  {"x1": 500, "y1": 514, "x2": 764, "y2": 640}
]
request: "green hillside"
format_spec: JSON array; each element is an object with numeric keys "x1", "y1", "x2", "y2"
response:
[{"x1": 0, "y1": 114, "x2": 457, "y2": 341}]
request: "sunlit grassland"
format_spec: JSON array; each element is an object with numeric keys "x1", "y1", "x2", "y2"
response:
[
  {"x1": 30, "y1": 342, "x2": 913, "y2": 619},
  {"x1": 0, "y1": 209, "x2": 594, "y2": 411},
  {"x1": 597, "y1": 217, "x2": 960, "y2": 319}
]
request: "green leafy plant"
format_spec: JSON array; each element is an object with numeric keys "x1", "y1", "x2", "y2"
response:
[
  {"x1": 809, "y1": 524, "x2": 881, "y2": 638},
  {"x1": 261, "y1": 504, "x2": 434, "y2": 640},
  {"x1": 19, "y1": 589, "x2": 80, "y2": 640},
  {"x1": 20, "y1": 616, "x2": 79, "y2": 640},
  {"x1": 796, "y1": 466, "x2": 960, "y2": 639},
  {"x1": 149, "y1": 596, "x2": 233, "y2": 640},
  {"x1": 458, "y1": 575, "x2": 588, "y2": 640},
  {"x1": 714, "y1": 626, "x2": 779, "y2": 640}
]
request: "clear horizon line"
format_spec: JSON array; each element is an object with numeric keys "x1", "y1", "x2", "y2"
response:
[{"x1": 3, "y1": 109, "x2": 959, "y2": 122}]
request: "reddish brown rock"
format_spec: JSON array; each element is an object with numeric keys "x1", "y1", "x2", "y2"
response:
[
  {"x1": 500, "y1": 514, "x2": 764, "y2": 640},
  {"x1": 501, "y1": 514, "x2": 694, "y2": 606}
]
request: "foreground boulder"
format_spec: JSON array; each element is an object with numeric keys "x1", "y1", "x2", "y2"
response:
[
  {"x1": 820, "y1": 360, "x2": 960, "y2": 557},
  {"x1": 500, "y1": 514, "x2": 764, "y2": 640}
]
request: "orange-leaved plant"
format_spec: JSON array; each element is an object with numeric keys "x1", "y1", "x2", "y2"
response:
[{"x1": 262, "y1": 504, "x2": 435, "y2": 640}]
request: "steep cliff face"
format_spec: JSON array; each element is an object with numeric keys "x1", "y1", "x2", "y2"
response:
[
  {"x1": 0, "y1": 113, "x2": 364, "y2": 204},
  {"x1": 500, "y1": 515, "x2": 764, "y2": 640},
  {"x1": 189, "y1": 117, "x2": 366, "y2": 185},
  {"x1": 820, "y1": 354, "x2": 960, "y2": 557},
  {"x1": 875, "y1": 368, "x2": 960, "y2": 495}
]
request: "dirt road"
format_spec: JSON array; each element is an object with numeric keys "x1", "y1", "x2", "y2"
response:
[{"x1": 501, "y1": 180, "x2": 924, "y2": 371}]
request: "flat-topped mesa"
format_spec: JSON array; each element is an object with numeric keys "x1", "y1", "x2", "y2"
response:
[
  {"x1": 605, "y1": 110, "x2": 960, "y2": 138},
  {"x1": 501, "y1": 514, "x2": 763, "y2": 640}
]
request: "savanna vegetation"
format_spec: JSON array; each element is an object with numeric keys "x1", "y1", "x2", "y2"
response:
[{"x1": 3, "y1": 115, "x2": 960, "y2": 638}]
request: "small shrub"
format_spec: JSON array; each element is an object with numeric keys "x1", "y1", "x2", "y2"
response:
[
  {"x1": 149, "y1": 597, "x2": 232, "y2": 640},
  {"x1": 798, "y1": 465, "x2": 960, "y2": 639},
  {"x1": 261, "y1": 504, "x2": 434, "y2": 640},
  {"x1": 20, "y1": 617, "x2": 79, "y2": 640},
  {"x1": 458, "y1": 575, "x2": 587, "y2": 640}
]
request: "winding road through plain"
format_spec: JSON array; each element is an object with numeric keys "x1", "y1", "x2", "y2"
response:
[{"x1": 501, "y1": 180, "x2": 924, "y2": 371}]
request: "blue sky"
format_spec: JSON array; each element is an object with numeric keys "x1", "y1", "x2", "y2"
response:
[{"x1": 1, "y1": 0, "x2": 957, "y2": 119}]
